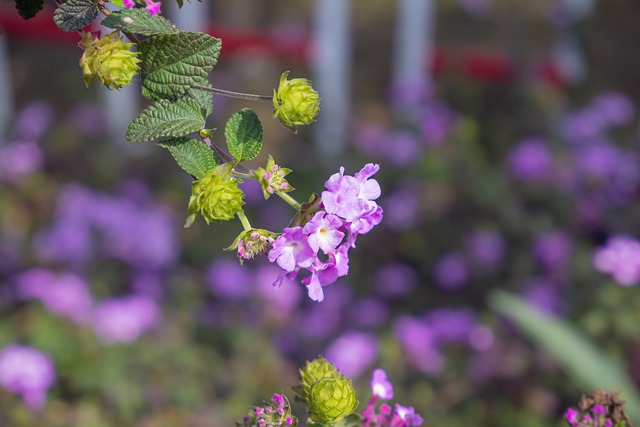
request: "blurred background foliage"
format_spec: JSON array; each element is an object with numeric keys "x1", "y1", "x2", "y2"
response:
[{"x1": 1, "y1": 0, "x2": 640, "y2": 426}]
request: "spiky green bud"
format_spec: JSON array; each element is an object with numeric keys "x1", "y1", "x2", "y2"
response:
[
  {"x1": 308, "y1": 376, "x2": 359, "y2": 425},
  {"x1": 254, "y1": 155, "x2": 294, "y2": 199},
  {"x1": 296, "y1": 357, "x2": 340, "y2": 401},
  {"x1": 79, "y1": 31, "x2": 140, "y2": 90},
  {"x1": 272, "y1": 71, "x2": 320, "y2": 131},
  {"x1": 185, "y1": 163, "x2": 244, "y2": 227}
]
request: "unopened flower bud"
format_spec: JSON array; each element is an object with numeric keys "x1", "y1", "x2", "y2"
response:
[
  {"x1": 227, "y1": 229, "x2": 277, "y2": 263},
  {"x1": 308, "y1": 376, "x2": 359, "y2": 425},
  {"x1": 272, "y1": 71, "x2": 319, "y2": 131},
  {"x1": 79, "y1": 31, "x2": 140, "y2": 90},
  {"x1": 296, "y1": 357, "x2": 339, "y2": 401},
  {"x1": 254, "y1": 155, "x2": 294, "y2": 199},
  {"x1": 185, "y1": 163, "x2": 245, "y2": 227}
]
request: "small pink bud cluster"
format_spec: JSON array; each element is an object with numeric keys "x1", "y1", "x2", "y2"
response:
[
  {"x1": 237, "y1": 230, "x2": 277, "y2": 262},
  {"x1": 268, "y1": 164, "x2": 383, "y2": 302},
  {"x1": 363, "y1": 369, "x2": 424, "y2": 427},
  {"x1": 122, "y1": 0, "x2": 161, "y2": 16},
  {"x1": 263, "y1": 164, "x2": 290, "y2": 194},
  {"x1": 241, "y1": 393, "x2": 297, "y2": 427},
  {"x1": 565, "y1": 405, "x2": 614, "y2": 427}
]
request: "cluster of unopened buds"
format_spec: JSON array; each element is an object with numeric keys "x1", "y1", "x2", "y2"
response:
[
  {"x1": 240, "y1": 393, "x2": 297, "y2": 427},
  {"x1": 564, "y1": 390, "x2": 632, "y2": 427}
]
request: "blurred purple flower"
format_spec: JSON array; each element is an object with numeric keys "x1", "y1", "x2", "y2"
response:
[
  {"x1": 592, "y1": 92, "x2": 635, "y2": 127},
  {"x1": 34, "y1": 220, "x2": 92, "y2": 264},
  {"x1": 433, "y1": 252, "x2": 468, "y2": 290},
  {"x1": 425, "y1": 308, "x2": 478, "y2": 344},
  {"x1": 0, "y1": 142, "x2": 44, "y2": 181},
  {"x1": 389, "y1": 78, "x2": 433, "y2": 107},
  {"x1": 532, "y1": 231, "x2": 573, "y2": 271},
  {"x1": 393, "y1": 316, "x2": 444, "y2": 375},
  {"x1": 206, "y1": 257, "x2": 254, "y2": 300},
  {"x1": 468, "y1": 325, "x2": 495, "y2": 351},
  {"x1": 420, "y1": 102, "x2": 456, "y2": 146},
  {"x1": 380, "y1": 183, "x2": 421, "y2": 231},
  {"x1": 506, "y1": 137, "x2": 553, "y2": 181},
  {"x1": 255, "y1": 263, "x2": 302, "y2": 312},
  {"x1": 92, "y1": 295, "x2": 160, "y2": 344},
  {"x1": 0, "y1": 344, "x2": 55, "y2": 410},
  {"x1": 326, "y1": 331, "x2": 378, "y2": 378},
  {"x1": 374, "y1": 263, "x2": 418, "y2": 297},
  {"x1": 14, "y1": 101, "x2": 54, "y2": 140},
  {"x1": 65, "y1": 103, "x2": 109, "y2": 136},
  {"x1": 16, "y1": 269, "x2": 93, "y2": 324},
  {"x1": 593, "y1": 235, "x2": 640, "y2": 286},
  {"x1": 522, "y1": 277, "x2": 565, "y2": 314},
  {"x1": 347, "y1": 297, "x2": 389, "y2": 328},
  {"x1": 465, "y1": 230, "x2": 505, "y2": 270},
  {"x1": 352, "y1": 125, "x2": 422, "y2": 167}
]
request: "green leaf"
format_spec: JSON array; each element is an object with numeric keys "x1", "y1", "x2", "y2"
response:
[
  {"x1": 185, "y1": 80, "x2": 213, "y2": 119},
  {"x1": 14, "y1": 0, "x2": 44, "y2": 19},
  {"x1": 53, "y1": 0, "x2": 98, "y2": 32},
  {"x1": 126, "y1": 98, "x2": 206, "y2": 143},
  {"x1": 158, "y1": 137, "x2": 218, "y2": 179},
  {"x1": 110, "y1": 0, "x2": 125, "y2": 6},
  {"x1": 101, "y1": 7, "x2": 179, "y2": 36},
  {"x1": 224, "y1": 109, "x2": 263, "y2": 162},
  {"x1": 139, "y1": 32, "x2": 222, "y2": 100},
  {"x1": 490, "y1": 291, "x2": 640, "y2": 422}
]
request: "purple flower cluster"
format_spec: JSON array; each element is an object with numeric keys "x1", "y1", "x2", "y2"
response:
[
  {"x1": 0, "y1": 345, "x2": 56, "y2": 410},
  {"x1": 593, "y1": 235, "x2": 640, "y2": 286},
  {"x1": 15, "y1": 268, "x2": 161, "y2": 344},
  {"x1": 362, "y1": 369, "x2": 423, "y2": 427},
  {"x1": 268, "y1": 164, "x2": 383, "y2": 302},
  {"x1": 35, "y1": 183, "x2": 178, "y2": 269},
  {"x1": 16, "y1": 269, "x2": 93, "y2": 324},
  {"x1": 0, "y1": 101, "x2": 52, "y2": 182},
  {"x1": 393, "y1": 308, "x2": 494, "y2": 375}
]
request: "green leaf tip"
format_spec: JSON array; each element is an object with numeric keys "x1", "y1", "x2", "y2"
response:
[
  {"x1": 224, "y1": 108, "x2": 263, "y2": 163},
  {"x1": 158, "y1": 137, "x2": 219, "y2": 179}
]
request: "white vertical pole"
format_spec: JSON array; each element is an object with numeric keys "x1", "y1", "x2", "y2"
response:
[
  {"x1": 312, "y1": 0, "x2": 351, "y2": 166},
  {"x1": 0, "y1": 34, "x2": 14, "y2": 141},
  {"x1": 392, "y1": 0, "x2": 435, "y2": 108}
]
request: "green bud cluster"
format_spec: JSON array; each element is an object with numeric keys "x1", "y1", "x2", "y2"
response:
[
  {"x1": 295, "y1": 357, "x2": 358, "y2": 426},
  {"x1": 254, "y1": 155, "x2": 294, "y2": 200},
  {"x1": 308, "y1": 376, "x2": 359, "y2": 425},
  {"x1": 79, "y1": 31, "x2": 140, "y2": 90},
  {"x1": 185, "y1": 163, "x2": 245, "y2": 227},
  {"x1": 272, "y1": 71, "x2": 320, "y2": 131}
]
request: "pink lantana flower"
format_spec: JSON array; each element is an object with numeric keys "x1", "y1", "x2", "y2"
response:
[{"x1": 144, "y1": 0, "x2": 161, "y2": 15}]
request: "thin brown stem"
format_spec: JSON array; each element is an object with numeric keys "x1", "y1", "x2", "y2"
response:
[
  {"x1": 193, "y1": 86, "x2": 273, "y2": 102},
  {"x1": 96, "y1": 0, "x2": 141, "y2": 44}
]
